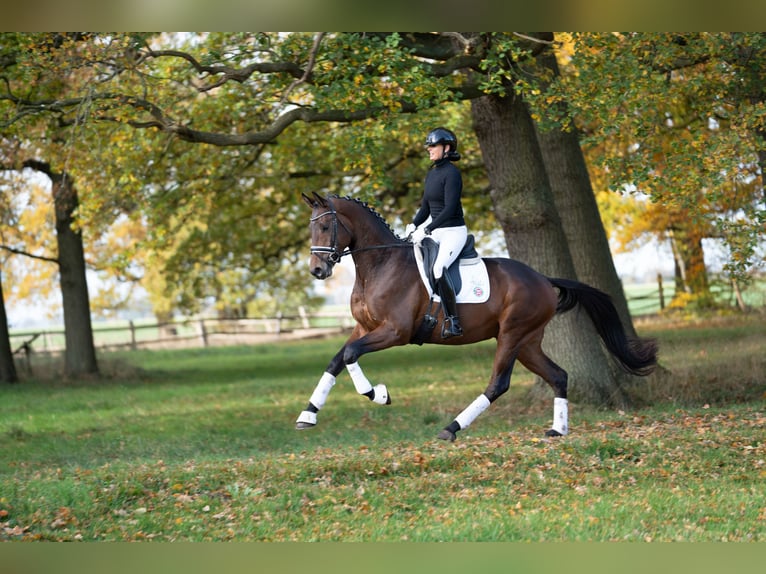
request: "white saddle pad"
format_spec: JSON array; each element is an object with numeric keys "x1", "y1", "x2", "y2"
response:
[{"x1": 413, "y1": 244, "x2": 490, "y2": 304}]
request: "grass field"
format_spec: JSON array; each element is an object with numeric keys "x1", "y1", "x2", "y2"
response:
[{"x1": 1, "y1": 312, "x2": 764, "y2": 541}]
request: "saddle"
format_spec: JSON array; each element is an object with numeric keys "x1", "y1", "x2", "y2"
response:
[
  {"x1": 419, "y1": 234, "x2": 480, "y2": 297},
  {"x1": 410, "y1": 235, "x2": 483, "y2": 345}
]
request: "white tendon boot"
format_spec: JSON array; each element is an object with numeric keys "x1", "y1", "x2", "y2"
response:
[
  {"x1": 454, "y1": 394, "x2": 491, "y2": 430},
  {"x1": 296, "y1": 372, "x2": 335, "y2": 429},
  {"x1": 547, "y1": 397, "x2": 568, "y2": 436},
  {"x1": 347, "y1": 362, "x2": 391, "y2": 405}
]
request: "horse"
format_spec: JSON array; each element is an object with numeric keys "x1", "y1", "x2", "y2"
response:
[{"x1": 295, "y1": 192, "x2": 658, "y2": 441}]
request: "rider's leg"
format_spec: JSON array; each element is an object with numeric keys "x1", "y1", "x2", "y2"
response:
[
  {"x1": 437, "y1": 271, "x2": 462, "y2": 337},
  {"x1": 430, "y1": 226, "x2": 468, "y2": 277},
  {"x1": 431, "y1": 226, "x2": 467, "y2": 338}
]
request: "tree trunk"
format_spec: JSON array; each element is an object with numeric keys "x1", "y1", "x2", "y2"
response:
[
  {"x1": 25, "y1": 160, "x2": 99, "y2": 377},
  {"x1": 53, "y1": 173, "x2": 99, "y2": 376},
  {"x1": 471, "y1": 91, "x2": 629, "y2": 408},
  {"x1": 0, "y1": 271, "x2": 19, "y2": 383},
  {"x1": 533, "y1": 34, "x2": 637, "y2": 337},
  {"x1": 668, "y1": 227, "x2": 711, "y2": 304}
]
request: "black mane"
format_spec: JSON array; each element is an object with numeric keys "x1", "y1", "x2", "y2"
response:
[{"x1": 329, "y1": 194, "x2": 405, "y2": 241}]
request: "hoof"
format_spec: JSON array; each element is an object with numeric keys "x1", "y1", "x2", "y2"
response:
[
  {"x1": 437, "y1": 429, "x2": 457, "y2": 442},
  {"x1": 295, "y1": 410, "x2": 317, "y2": 430},
  {"x1": 545, "y1": 428, "x2": 564, "y2": 437}
]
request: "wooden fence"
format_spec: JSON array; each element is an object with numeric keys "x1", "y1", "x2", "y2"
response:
[
  {"x1": 10, "y1": 308, "x2": 355, "y2": 362},
  {"x1": 11, "y1": 275, "x2": 763, "y2": 370},
  {"x1": 9, "y1": 280, "x2": 673, "y2": 360}
]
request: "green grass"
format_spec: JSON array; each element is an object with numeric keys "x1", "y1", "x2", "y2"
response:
[{"x1": 1, "y1": 314, "x2": 764, "y2": 541}]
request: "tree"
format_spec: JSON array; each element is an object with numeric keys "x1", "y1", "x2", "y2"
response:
[
  {"x1": 0, "y1": 270, "x2": 18, "y2": 383},
  {"x1": 471, "y1": 90, "x2": 630, "y2": 407},
  {"x1": 1, "y1": 33, "x2": 103, "y2": 377},
  {"x1": 1, "y1": 32, "x2": 640, "y2": 402},
  {"x1": 22, "y1": 161, "x2": 99, "y2": 376},
  {"x1": 530, "y1": 33, "x2": 636, "y2": 333},
  {"x1": 559, "y1": 33, "x2": 766, "y2": 299}
]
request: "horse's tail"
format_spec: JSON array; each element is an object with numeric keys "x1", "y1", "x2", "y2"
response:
[{"x1": 549, "y1": 277, "x2": 658, "y2": 376}]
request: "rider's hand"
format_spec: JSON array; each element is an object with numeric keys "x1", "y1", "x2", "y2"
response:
[
  {"x1": 404, "y1": 223, "x2": 416, "y2": 238},
  {"x1": 411, "y1": 227, "x2": 427, "y2": 243}
]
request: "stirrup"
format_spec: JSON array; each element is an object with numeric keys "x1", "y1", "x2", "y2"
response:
[{"x1": 441, "y1": 316, "x2": 463, "y2": 338}]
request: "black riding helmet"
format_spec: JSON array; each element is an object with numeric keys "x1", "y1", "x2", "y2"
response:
[
  {"x1": 424, "y1": 127, "x2": 460, "y2": 160},
  {"x1": 425, "y1": 127, "x2": 457, "y2": 150}
]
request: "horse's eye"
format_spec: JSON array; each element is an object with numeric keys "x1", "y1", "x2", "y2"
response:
[{"x1": 320, "y1": 224, "x2": 330, "y2": 232}]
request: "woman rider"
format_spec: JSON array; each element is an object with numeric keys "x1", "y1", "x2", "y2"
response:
[{"x1": 405, "y1": 127, "x2": 467, "y2": 338}]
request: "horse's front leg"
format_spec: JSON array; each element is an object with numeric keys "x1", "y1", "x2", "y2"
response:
[
  {"x1": 295, "y1": 344, "x2": 347, "y2": 429},
  {"x1": 340, "y1": 323, "x2": 407, "y2": 408},
  {"x1": 295, "y1": 323, "x2": 399, "y2": 430}
]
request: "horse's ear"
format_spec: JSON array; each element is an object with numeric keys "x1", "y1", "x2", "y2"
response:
[
  {"x1": 312, "y1": 191, "x2": 328, "y2": 207},
  {"x1": 301, "y1": 193, "x2": 316, "y2": 208}
]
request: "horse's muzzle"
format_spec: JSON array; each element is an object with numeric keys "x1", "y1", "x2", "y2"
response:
[{"x1": 311, "y1": 264, "x2": 332, "y2": 280}]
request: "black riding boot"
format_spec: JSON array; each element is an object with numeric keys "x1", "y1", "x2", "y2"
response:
[{"x1": 437, "y1": 271, "x2": 463, "y2": 338}]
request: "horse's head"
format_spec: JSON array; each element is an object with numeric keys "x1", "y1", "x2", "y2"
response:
[{"x1": 302, "y1": 192, "x2": 353, "y2": 280}]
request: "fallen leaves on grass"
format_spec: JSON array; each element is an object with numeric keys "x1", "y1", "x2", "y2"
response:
[{"x1": 2, "y1": 406, "x2": 764, "y2": 541}]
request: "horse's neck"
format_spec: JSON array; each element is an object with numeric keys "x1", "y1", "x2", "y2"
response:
[
  {"x1": 340, "y1": 203, "x2": 397, "y2": 252},
  {"x1": 345, "y1": 213, "x2": 408, "y2": 281}
]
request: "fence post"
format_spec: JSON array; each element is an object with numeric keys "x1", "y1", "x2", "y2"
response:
[
  {"x1": 732, "y1": 278, "x2": 747, "y2": 312},
  {"x1": 198, "y1": 319, "x2": 209, "y2": 347},
  {"x1": 129, "y1": 320, "x2": 137, "y2": 351},
  {"x1": 21, "y1": 342, "x2": 32, "y2": 375},
  {"x1": 657, "y1": 273, "x2": 665, "y2": 311},
  {"x1": 299, "y1": 306, "x2": 310, "y2": 329}
]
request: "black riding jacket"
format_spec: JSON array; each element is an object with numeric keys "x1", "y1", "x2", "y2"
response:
[{"x1": 412, "y1": 158, "x2": 465, "y2": 232}]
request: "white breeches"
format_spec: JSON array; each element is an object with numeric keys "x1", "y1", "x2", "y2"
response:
[{"x1": 430, "y1": 225, "x2": 468, "y2": 279}]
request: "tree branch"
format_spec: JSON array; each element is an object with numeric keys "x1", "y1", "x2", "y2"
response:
[
  {"x1": 145, "y1": 47, "x2": 307, "y2": 92},
  {"x1": 280, "y1": 32, "x2": 326, "y2": 104},
  {"x1": 0, "y1": 244, "x2": 58, "y2": 264},
  {"x1": 1, "y1": 33, "x2": 490, "y2": 147}
]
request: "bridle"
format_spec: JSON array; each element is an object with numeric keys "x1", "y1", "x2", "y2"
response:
[
  {"x1": 309, "y1": 198, "x2": 350, "y2": 267},
  {"x1": 309, "y1": 198, "x2": 410, "y2": 270}
]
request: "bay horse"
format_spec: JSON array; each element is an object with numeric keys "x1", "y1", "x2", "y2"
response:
[{"x1": 296, "y1": 193, "x2": 657, "y2": 441}]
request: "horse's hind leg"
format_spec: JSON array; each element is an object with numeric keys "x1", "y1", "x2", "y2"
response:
[
  {"x1": 437, "y1": 341, "x2": 518, "y2": 442},
  {"x1": 518, "y1": 338, "x2": 569, "y2": 437}
]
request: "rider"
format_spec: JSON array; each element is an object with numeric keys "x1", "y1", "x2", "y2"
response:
[{"x1": 405, "y1": 127, "x2": 467, "y2": 338}]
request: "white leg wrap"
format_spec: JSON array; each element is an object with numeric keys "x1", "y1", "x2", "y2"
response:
[
  {"x1": 346, "y1": 362, "x2": 373, "y2": 395},
  {"x1": 454, "y1": 394, "x2": 491, "y2": 430},
  {"x1": 308, "y1": 372, "x2": 336, "y2": 410},
  {"x1": 372, "y1": 384, "x2": 389, "y2": 405},
  {"x1": 552, "y1": 397, "x2": 569, "y2": 435}
]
